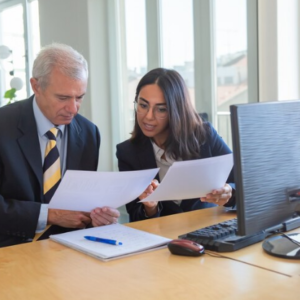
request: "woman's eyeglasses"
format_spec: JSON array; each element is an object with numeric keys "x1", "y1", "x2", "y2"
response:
[{"x1": 134, "y1": 101, "x2": 168, "y2": 119}]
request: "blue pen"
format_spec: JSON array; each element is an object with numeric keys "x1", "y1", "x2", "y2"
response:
[{"x1": 84, "y1": 236, "x2": 123, "y2": 245}]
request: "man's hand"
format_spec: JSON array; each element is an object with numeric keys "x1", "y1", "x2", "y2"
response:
[
  {"x1": 90, "y1": 207, "x2": 120, "y2": 227},
  {"x1": 48, "y1": 209, "x2": 91, "y2": 228}
]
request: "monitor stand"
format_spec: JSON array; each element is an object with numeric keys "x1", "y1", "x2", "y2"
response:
[{"x1": 262, "y1": 233, "x2": 300, "y2": 259}]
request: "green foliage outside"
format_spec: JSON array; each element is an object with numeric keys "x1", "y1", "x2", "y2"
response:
[{"x1": 3, "y1": 88, "x2": 16, "y2": 104}]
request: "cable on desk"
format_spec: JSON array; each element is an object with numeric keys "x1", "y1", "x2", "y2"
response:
[{"x1": 204, "y1": 250, "x2": 292, "y2": 278}]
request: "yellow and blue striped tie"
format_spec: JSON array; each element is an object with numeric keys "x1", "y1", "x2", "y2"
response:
[{"x1": 43, "y1": 127, "x2": 61, "y2": 203}]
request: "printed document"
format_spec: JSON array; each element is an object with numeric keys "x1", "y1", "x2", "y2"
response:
[
  {"x1": 49, "y1": 153, "x2": 233, "y2": 211},
  {"x1": 140, "y1": 153, "x2": 233, "y2": 202},
  {"x1": 49, "y1": 169, "x2": 159, "y2": 211}
]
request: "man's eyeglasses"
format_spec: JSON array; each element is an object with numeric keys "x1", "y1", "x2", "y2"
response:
[{"x1": 134, "y1": 101, "x2": 168, "y2": 119}]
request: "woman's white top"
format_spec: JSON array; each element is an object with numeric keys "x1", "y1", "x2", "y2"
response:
[{"x1": 151, "y1": 141, "x2": 182, "y2": 206}]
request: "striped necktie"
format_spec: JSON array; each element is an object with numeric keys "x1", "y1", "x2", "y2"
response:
[{"x1": 43, "y1": 127, "x2": 61, "y2": 203}]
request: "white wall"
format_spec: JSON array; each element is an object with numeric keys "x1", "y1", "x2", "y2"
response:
[
  {"x1": 258, "y1": 0, "x2": 278, "y2": 102},
  {"x1": 87, "y1": 0, "x2": 114, "y2": 171},
  {"x1": 277, "y1": 0, "x2": 300, "y2": 100},
  {"x1": 258, "y1": 0, "x2": 300, "y2": 102}
]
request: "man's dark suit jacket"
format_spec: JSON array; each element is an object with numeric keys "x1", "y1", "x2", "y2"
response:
[
  {"x1": 116, "y1": 123, "x2": 235, "y2": 222},
  {"x1": 0, "y1": 96, "x2": 100, "y2": 247}
]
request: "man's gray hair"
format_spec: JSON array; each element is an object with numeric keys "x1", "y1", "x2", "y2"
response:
[{"x1": 32, "y1": 43, "x2": 88, "y2": 89}]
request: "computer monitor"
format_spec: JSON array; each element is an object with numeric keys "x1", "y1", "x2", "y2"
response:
[{"x1": 230, "y1": 100, "x2": 300, "y2": 258}]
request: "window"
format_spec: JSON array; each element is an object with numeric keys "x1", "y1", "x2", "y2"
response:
[
  {"x1": 0, "y1": 3, "x2": 26, "y2": 103},
  {"x1": 118, "y1": 0, "x2": 257, "y2": 149},
  {"x1": 124, "y1": 0, "x2": 147, "y2": 137},
  {"x1": 0, "y1": 0, "x2": 40, "y2": 106},
  {"x1": 161, "y1": 0, "x2": 195, "y2": 104},
  {"x1": 214, "y1": 0, "x2": 249, "y2": 147}
]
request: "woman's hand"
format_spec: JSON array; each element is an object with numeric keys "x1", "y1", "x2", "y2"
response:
[
  {"x1": 139, "y1": 180, "x2": 159, "y2": 217},
  {"x1": 200, "y1": 184, "x2": 232, "y2": 206},
  {"x1": 139, "y1": 179, "x2": 159, "y2": 200}
]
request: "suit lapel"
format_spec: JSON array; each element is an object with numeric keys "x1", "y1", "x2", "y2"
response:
[
  {"x1": 17, "y1": 97, "x2": 43, "y2": 191},
  {"x1": 66, "y1": 117, "x2": 83, "y2": 170}
]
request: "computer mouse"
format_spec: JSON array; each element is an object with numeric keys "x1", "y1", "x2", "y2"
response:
[{"x1": 167, "y1": 239, "x2": 205, "y2": 257}]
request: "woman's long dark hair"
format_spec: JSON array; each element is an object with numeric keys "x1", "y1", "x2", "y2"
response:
[{"x1": 131, "y1": 68, "x2": 207, "y2": 160}]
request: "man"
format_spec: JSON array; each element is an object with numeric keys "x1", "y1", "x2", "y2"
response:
[{"x1": 0, "y1": 43, "x2": 119, "y2": 247}]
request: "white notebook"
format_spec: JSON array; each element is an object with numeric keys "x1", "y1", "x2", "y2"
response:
[{"x1": 50, "y1": 224, "x2": 171, "y2": 261}]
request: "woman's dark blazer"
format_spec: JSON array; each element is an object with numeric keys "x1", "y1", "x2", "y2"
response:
[{"x1": 116, "y1": 123, "x2": 235, "y2": 222}]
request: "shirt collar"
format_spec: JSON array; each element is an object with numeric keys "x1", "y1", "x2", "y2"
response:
[
  {"x1": 151, "y1": 140, "x2": 174, "y2": 164},
  {"x1": 33, "y1": 97, "x2": 65, "y2": 137}
]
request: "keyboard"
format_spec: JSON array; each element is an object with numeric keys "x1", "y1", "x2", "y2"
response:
[{"x1": 179, "y1": 218, "x2": 266, "y2": 252}]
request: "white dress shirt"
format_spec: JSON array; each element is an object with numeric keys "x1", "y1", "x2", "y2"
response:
[{"x1": 151, "y1": 141, "x2": 182, "y2": 206}]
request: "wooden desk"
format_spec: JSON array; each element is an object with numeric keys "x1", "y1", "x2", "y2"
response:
[
  {"x1": 126, "y1": 207, "x2": 300, "y2": 277},
  {"x1": 0, "y1": 207, "x2": 299, "y2": 300}
]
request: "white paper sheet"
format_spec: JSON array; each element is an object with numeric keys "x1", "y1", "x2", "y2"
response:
[
  {"x1": 140, "y1": 153, "x2": 233, "y2": 202},
  {"x1": 49, "y1": 169, "x2": 159, "y2": 211},
  {"x1": 50, "y1": 223, "x2": 171, "y2": 261},
  {"x1": 50, "y1": 224, "x2": 171, "y2": 261}
]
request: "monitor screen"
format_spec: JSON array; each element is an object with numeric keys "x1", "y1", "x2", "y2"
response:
[{"x1": 230, "y1": 100, "x2": 300, "y2": 236}]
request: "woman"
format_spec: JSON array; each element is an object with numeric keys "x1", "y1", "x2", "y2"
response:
[{"x1": 116, "y1": 68, "x2": 235, "y2": 222}]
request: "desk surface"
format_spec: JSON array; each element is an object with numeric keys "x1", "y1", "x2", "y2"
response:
[
  {"x1": 0, "y1": 207, "x2": 299, "y2": 300},
  {"x1": 126, "y1": 207, "x2": 300, "y2": 278}
]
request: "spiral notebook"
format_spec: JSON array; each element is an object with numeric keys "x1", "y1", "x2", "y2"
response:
[{"x1": 50, "y1": 224, "x2": 171, "y2": 261}]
